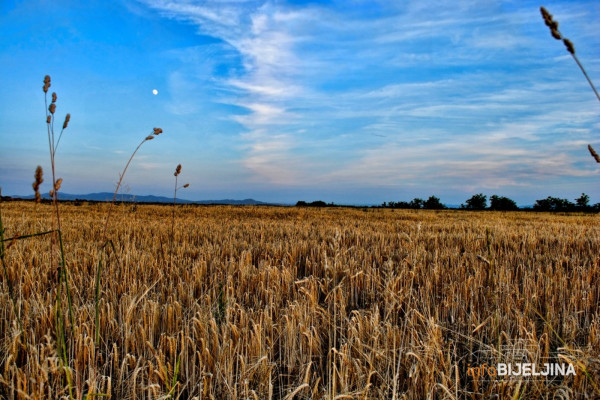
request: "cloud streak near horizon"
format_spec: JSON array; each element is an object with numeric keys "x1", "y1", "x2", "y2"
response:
[{"x1": 0, "y1": 0, "x2": 599, "y2": 204}]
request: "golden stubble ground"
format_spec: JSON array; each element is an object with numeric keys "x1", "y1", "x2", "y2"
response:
[{"x1": 0, "y1": 201, "x2": 599, "y2": 399}]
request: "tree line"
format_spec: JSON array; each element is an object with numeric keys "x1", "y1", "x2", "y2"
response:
[{"x1": 380, "y1": 193, "x2": 599, "y2": 212}]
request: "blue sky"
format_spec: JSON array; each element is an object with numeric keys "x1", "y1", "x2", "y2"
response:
[{"x1": 1, "y1": 0, "x2": 599, "y2": 205}]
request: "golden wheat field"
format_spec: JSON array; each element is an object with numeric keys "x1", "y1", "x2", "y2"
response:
[{"x1": 0, "y1": 201, "x2": 599, "y2": 399}]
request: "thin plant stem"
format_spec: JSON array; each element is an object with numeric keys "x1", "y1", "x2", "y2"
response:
[
  {"x1": 95, "y1": 133, "x2": 158, "y2": 345},
  {"x1": 44, "y1": 79, "x2": 75, "y2": 399},
  {"x1": 570, "y1": 53, "x2": 600, "y2": 103},
  {"x1": 171, "y1": 174, "x2": 178, "y2": 269},
  {"x1": 1, "y1": 230, "x2": 57, "y2": 242},
  {"x1": 101, "y1": 138, "x2": 148, "y2": 241}
]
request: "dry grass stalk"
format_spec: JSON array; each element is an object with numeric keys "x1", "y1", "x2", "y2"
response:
[
  {"x1": 170, "y1": 164, "x2": 189, "y2": 268},
  {"x1": 95, "y1": 128, "x2": 163, "y2": 346},
  {"x1": 540, "y1": 6, "x2": 600, "y2": 165}
]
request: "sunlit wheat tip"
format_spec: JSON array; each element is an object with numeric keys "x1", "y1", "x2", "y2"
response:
[
  {"x1": 62, "y1": 113, "x2": 70, "y2": 129},
  {"x1": 153, "y1": 127, "x2": 163, "y2": 135},
  {"x1": 588, "y1": 145, "x2": 600, "y2": 163},
  {"x1": 49, "y1": 103, "x2": 56, "y2": 114},
  {"x1": 52, "y1": 92, "x2": 57, "y2": 103}
]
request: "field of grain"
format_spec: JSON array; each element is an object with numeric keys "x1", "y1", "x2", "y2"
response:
[{"x1": 0, "y1": 201, "x2": 599, "y2": 399}]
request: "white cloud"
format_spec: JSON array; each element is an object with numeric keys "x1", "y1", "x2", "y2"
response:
[{"x1": 137, "y1": 0, "x2": 600, "y2": 199}]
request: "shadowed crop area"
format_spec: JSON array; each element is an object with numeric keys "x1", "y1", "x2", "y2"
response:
[{"x1": 0, "y1": 202, "x2": 599, "y2": 399}]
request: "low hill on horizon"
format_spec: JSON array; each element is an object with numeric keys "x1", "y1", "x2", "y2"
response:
[{"x1": 8, "y1": 192, "x2": 273, "y2": 206}]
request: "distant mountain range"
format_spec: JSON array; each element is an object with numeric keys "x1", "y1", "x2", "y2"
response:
[{"x1": 8, "y1": 192, "x2": 273, "y2": 205}]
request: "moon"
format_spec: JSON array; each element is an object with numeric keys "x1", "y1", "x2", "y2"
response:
[{"x1": 152, "y1": 89, "x2": 158, "y2": 95}]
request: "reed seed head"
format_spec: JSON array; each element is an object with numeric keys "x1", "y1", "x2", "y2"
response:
[
  {"x1": 32, "y1": 166, "x2": 44, "y2": 203},
  {"x1": 52, "y1": 92, "x2": 57, "y2": 103},
  {"x1": 145, "y1": 135, "x2": 154, "y2": 141},
  {"x1": 588, "y1": 145, "x2": 600, "y2": 163},
  {"x1": 49, "y1": 189, "x2": 54, "y2": 198},
  {"x1": 43, "y1": 75, "x2": 51, "y2": 93},
  {"x1": 49, "y1": 103, "x2": 56, "y2": 114},
  {"x1": 563, "y1": 38, "x2": 575, "y2": 54},
  {"x1": 183, "y1": 183, "x2": 189, "y2": 188},
  {"x1": 34, "y1": 166, "x2": 43, "y2": 185},
  {"x1": 540, "y1": 7, "x2": 550, "y2": 21},
  {"x1": 153, "y1": 127, "x2": 163, "y2": 135},
  {"x1": 46, "y1": 115, "x2": 52, "y2": 124},
  {"x1": 62, "y1": 113, "x2": 70, "y2": 129},
  {"x1": 175, "y1": 164, "x2": 182, "y2": 177},
  {"x1": 540, "y1": 7, "x2": 562, "y2": 41},
  {"x1": 54, "y1": 178, "x2": 63, "y2": 191}
]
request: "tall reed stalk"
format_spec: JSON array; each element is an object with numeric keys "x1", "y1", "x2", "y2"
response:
[
  {"x1": 42, "y1": 75, "x2": 76, "y2": 398},
  {"x1": 170, "y1": 164, "x2": 188, "y2": 268},
  {"x1": 540, "y1": 7, "x2": 600, "y2": 163},
  {"x1": 94, "y1": 128, "x2": 163, "y2": 345}
]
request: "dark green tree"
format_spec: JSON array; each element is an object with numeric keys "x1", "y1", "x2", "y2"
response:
[
  {"x1": 423, "y1": 196, "x2": 445, "y2": 209},
  {"x1": 489, "y1": 195, "x2": 519, "y2": 211},
  {"x1": 533, "y1": 196, "x2": 575, "y2": 212},
  {"x1": 410, "y1": 198, "x2": 424, "y2": 209},
  {"x1": 576, "y1": 193, "x2": 590, "y2": 209},
  {"x1": 463, "y1": 193, "x2": 487, "y2": 210}
]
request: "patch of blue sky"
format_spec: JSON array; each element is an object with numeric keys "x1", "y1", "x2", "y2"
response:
[{"x1": 0, "y1": 0, "x2": 598, "y2": 205}]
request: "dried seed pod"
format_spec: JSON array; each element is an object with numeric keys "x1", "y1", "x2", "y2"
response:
[
  {"x1": 32, "y1": 166, "x2": 44, "y2": 203},
  {"x1": 49, "y1": 103, "x2": 56, "y2": 114},
  {"x1": 153, "y1": 127, "x2": 163, "y2": 135},
  {"x1": 589, "y1": 145, "x2": 600, "y2": 163},
  {"x1": 43, "y1": 75, "x2": 51, "y2": 93},
  {"x1": 563, "y1": 38, "x2": 575, "y2": 54},
  {"x1": 551, "y1": 29, "x2": 561, "y2": 40},
  {"x1": 63, "y1": 113, "x2": 70, "y2": 129}
]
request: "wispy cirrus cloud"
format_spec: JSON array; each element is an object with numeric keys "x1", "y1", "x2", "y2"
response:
[{"x1": 136, "y1": 0, "x2": 599, "y2": 203}]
